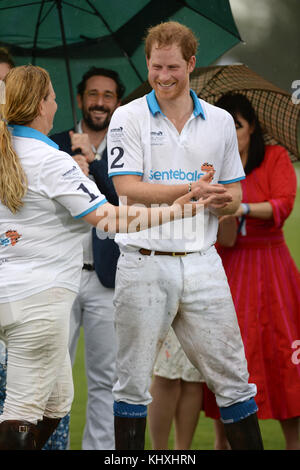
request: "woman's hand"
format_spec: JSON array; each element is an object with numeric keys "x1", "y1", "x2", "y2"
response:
[{"x1": 171, "y1": 186, "x2": 215, "y2": 218}]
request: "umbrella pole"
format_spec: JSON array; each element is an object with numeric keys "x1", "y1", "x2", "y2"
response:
[
  {"x1": 55, "y1": 0, "x2": 78, "y2": 131},
  {"x1": 32, "y1": 0, "x2": 46, "y2": 66},
  {"x1": 85, "y1": 0, "x2": 144, "y2": 84}
]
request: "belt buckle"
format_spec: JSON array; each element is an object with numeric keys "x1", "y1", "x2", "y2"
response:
[
  {"x1": 172, "y1": 252, "x2": 187, "y2": 256},
  {"x1": 19, "y1": 425, "x2": 29, "y2": 432}
]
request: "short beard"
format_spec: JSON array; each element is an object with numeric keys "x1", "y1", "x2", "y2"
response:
[{"x1": 82, "y1": 106, "x2": 111, "y2": 132}]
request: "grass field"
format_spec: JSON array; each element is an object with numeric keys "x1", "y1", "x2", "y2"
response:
[{"x1": 69, "y1": 163, "x2": 300, "y2": 450}]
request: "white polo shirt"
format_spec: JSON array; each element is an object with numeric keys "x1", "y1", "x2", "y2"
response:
[
  {"x1": 0, "y1": 125, "x2": 107, "y2": 303},
  {"x1": 76, "y1": 120, "x2": 107, "y2": 265},
  {"x1": 107, "y1": 89, "x2": 245, "y2": 252}
]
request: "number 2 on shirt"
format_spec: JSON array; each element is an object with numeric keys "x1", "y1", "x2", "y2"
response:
[{"x1": 110, "y1": 146, "x2": 124, "y2": 169}]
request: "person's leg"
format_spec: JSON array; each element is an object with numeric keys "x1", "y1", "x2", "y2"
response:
[
  {"x1": 41, "y1": 290, "x2": 80, "y2": 451},
  {"x1": 174, "y1": 250, "x2": 263, "y2": 450},
  {"x1": 149, "y1": 327, "x2": 203, "y2": 450},
  {"x1": 279, "y1": 417, "x2": 300, "y2": 450},
  {"x1": 114, "y1": 412, "x2": 147, "y2": 450},
  {"x1": 68, "y1": 287, "x2": 83, "y2": 366},
  {"x1": 58, "y1": 281, "x2": 83, "y2": 450},
  {"x1": 0, "y1": 288, "x2": 75, "y2": 450},
  {"x1": 0, "y1": 335, "x2": 37, "y2": 450},
  {"x1": 0, "y1": 420, "x2": 37, "y2": 450},
  {"x1": 148, "y1": 376, "x2": 181, "y2": 449},
  {"x1": 34, "y1": 289, "x2": 75, "y2": 450},
  {"x1": 1, "y1": 330, "x2": 70, "y2": 451},
  {"x1": 35, "y1": 416, "x2": 61, "y2": 449},
  {"x1": 42, "y1": 348, "x2": 74, "y2": 450},
  {"x1": 81, "y1": 271, "x2": 116, "y2": 450},
  {"x1": 221, "y1": 411, "x2": 263, "y2": 450},
  {"x1": 174, "y1": 380, "x2": 203, "y2": 450},
  {"x1": 41, "y1": 285, "x2": 81, "y2": 451},
  {"x1": 213, "y1": 419, "x2": 231, "y2": 450},
  {"x1": 0, "y1": 336, "x2": 7, "y2": 414},
  {"x1": 113, "y1": 252, "x2": 181, "y2": 450},
  {"x1": 41, "y1": 414, "x2": 70, "y2": 450}
]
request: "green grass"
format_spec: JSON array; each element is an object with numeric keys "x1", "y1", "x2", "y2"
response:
[
  {"x1": 70, "y1": 163, "x2": 300, "y2": 450},
  {"x1": 69, "y1": 332, "x2": 286, "y2": 450},
  {"x1": 283, "y1": 162, "x2": 300, "y2": 269},
  {"x1": 69, "y1": 330, "x2": 286, "y2": 450}
]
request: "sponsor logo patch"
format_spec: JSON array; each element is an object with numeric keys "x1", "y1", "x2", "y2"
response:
[{"x1": 0, "y1": 230, "x2": 22, "y2": 247}]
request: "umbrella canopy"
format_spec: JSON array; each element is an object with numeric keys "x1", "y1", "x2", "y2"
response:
[
  {"x1": 124, "y1": 64, "x2": 300, "y2": 162},
  {"x1": 0, "y1": 0, "x2": 242, "y2": 132}
]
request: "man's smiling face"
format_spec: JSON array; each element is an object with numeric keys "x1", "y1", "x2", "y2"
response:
[
  {"x1": 78, "y1": 75, "x2": 120, "y2": 131},
  {"x1": 147, "y1": 42, "x2": 195, "y2": 103}
]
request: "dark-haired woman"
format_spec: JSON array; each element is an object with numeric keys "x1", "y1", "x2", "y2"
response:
[{"x1": 203, "y1": 93, "x2": 300, "y2": 450}]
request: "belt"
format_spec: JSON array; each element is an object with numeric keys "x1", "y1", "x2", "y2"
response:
[
  {"x1": 82, "y1": 263, "x2": 95, "y2": 271},
  {"x1": 139, "y1": 248, "x2": 193, "y2": 257}
]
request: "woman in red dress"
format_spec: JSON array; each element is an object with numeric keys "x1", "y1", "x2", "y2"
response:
[{"x1": 203, "y1": 93, "x2": 300, "y2": 450}]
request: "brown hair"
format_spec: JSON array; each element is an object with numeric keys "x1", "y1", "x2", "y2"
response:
[
  {"x1": 0, "y1": 47, "x2": 15, "y2": 68},
  {"x1": 145, "y1": 21, "x2": 198, "y2": 62},
  {"x1": 0, "y1": 65, "x2": 51, "y2": 213}
]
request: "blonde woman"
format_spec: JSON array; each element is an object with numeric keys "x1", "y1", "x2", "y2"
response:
[{"x1": 0, "y1": 65, "x2": 209, "y2": 450}]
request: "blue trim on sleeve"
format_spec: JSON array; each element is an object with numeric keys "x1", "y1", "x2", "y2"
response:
[
  {"x1": 218, "y1": 176, "x2": 245, "y2": 184},
  {"x1": 219, "y1": 398, "x2": 258, "y2": 424},
  {"x1": 109, "y1": 171, "x2": 143, "y2": 178},
  {"x1": 113, "y1": 401, "x2": 147, "y2": 418},
  {"x1": 74, "y1": 198, "x2": 107, "y2": 219},
  {"x1": 9, "y1": 124, "x2": 59, "y2": 150}
]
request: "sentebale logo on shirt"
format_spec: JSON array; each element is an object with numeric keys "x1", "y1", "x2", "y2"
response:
[
  {"x1": 149, "y1": 168, "x2": 204, "y2": 182},
  {"x1": 148, "y1": 163, "x2": 216, "y2": 182}
]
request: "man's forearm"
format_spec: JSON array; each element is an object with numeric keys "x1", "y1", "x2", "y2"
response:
[
  {"x1": 208, "y1": 182, "x2": 242, "y2": 217},
  {"x1": 113, "y1": 171, "x2": 229, "y2": 207},
  {"x1": 209, "y1": 198, "x2": 241, "y2": 216}
]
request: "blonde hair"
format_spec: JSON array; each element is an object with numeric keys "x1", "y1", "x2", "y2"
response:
[
  {"x1": 0, "y1": 65, "x2": 50, "y2": 213},
  {"x1": 145, "y1": 21, "x2": 198, "y2": 62}
]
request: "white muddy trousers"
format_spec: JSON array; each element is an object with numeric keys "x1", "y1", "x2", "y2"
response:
[{"x1": 113, "y1": 246, "x2": 256, "y2": 408}]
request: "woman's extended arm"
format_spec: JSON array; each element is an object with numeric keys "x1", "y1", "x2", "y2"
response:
[{"x1": 83, "y1": 187, "x2": 214, "y2": 233}]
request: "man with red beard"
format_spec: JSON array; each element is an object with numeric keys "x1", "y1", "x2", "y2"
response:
[
  {"x1": 107, "y1": 22, "x2": 264, "y2": 451},
  {"x1": 51, "y1": 67, "x2": 125, "y2": 450}
]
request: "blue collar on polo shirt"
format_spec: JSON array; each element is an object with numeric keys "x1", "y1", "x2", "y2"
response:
[
  {"x1": 9, "y1": 124, "x2": 59, "y2": 150},
  {"x1": 146, "y1": 89, "x2": 205, "y2": 119}
]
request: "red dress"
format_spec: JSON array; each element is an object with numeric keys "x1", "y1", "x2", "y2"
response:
[{"x1": 203, "y1": 146, "x2": 300, "y2": 420}]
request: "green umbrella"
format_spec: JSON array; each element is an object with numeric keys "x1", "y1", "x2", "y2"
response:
[{"x1": 0, "y1": 0, "x2": 242, "y2": 132}]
